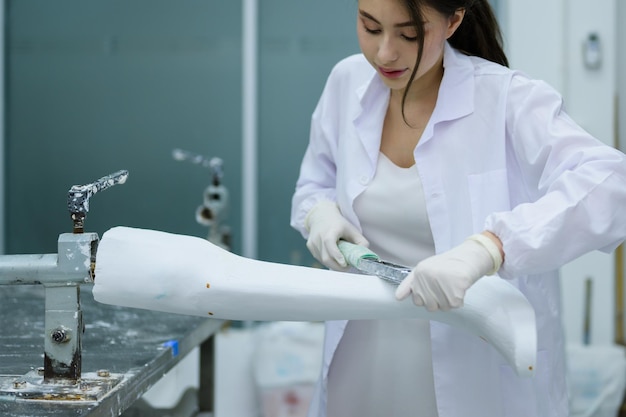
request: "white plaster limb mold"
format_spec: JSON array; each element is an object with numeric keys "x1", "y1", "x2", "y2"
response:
[{"x1": 93, "y1": 227, "x2": 537, "y2": 377}]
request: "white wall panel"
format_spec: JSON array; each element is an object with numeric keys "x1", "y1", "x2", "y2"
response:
[
  {"x1": 560, "y1": 0, "x2": 617, "y2": 346},
  {"x1": 505, "y1": 0, "x2": 565, "y2": 92}
]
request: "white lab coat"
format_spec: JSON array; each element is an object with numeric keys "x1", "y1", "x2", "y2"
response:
[{"x1": 291, "y1": 43, "x2": 626, "y2": 417}]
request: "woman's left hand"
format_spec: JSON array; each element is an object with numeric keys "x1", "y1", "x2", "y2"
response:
[{"x1": 395, "y1": 233, "x2": 503, "y2": 312}]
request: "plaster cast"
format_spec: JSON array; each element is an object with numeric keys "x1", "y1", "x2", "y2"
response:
[{"x1": 92, "y1": 226, "x2": 536, "y2": 377}]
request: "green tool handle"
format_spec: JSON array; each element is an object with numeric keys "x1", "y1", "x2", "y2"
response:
[{"x1": 337, "y1": 240, "x2": 379, "y2": 267}]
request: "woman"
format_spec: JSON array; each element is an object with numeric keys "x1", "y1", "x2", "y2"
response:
[{"x1": 290, "y1": 0, "x2": 626, "y2": 416}]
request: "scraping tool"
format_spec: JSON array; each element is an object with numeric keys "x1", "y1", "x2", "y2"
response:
[{"x1": 338, "y1": 240, "x2": 411, "y2": 285}]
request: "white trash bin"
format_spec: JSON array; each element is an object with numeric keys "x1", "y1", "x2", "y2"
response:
[
  {"x1": 253, "y1": 322, "x2": 325, "y2": 417},
  {"x1": 567, "y1": 344, "x2": 626, "y2": 417}
]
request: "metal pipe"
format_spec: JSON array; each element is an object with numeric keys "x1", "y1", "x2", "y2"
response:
[
  {"x1": 0, "y1": 232, "x2": 97, "y2": 285},
  {"x1": 242, "y1": 0, "x2": 258, "y2": 259},
  {"x1": 616, "y1": 244, "x2": 624, "y2": 345},
  {"x1": 0, "y1": 254, "x2": 61, "y2": 284},
  {"x1": 0, "y1": 254, "x2": 92, "y2": 285},
  {"x1": 0, "y1": 0, "x2": 4, "y2": 255}
]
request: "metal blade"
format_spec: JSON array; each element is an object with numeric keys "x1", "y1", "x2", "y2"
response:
[{"x1": 354, "y1": 258, "x2": 412, "y2": 285}]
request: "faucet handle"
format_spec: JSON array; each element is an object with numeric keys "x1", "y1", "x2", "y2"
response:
[
  {"x1": 172, "y1": 148, "x2": 223, "y2": 186},
  {"x1": 67, "y1": 170, "x2": 129, "y2": 233}
]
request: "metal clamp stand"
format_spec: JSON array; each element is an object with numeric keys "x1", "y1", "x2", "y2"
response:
[
  {"x1": 172, "y1": 149, "x2": 231, "y2": 250},
  {"x1": 0, "y1": 170, "x2": 128, "y2": 401}
]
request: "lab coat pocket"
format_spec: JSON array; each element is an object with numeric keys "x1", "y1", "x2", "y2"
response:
[{"x1": 468, "y1": 169, "x2": 510, "y2": 232}]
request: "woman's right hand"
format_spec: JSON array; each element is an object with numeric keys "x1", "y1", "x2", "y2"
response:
[{"x1": 305, "y1": 201, "x2": 369, "y2": 271}]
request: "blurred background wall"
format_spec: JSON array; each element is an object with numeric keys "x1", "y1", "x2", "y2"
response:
[{"x1": 1, "y1": 0, "x2": 623, "y2": 346}]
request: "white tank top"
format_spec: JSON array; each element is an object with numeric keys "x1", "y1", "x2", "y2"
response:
[{"x1": 326, "y1": 152, "x2": 438, "y2": 417}]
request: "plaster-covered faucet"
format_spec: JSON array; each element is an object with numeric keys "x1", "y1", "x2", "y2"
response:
[{"x1": 68, "y1": 169, "x2": 129, "y2": 234}]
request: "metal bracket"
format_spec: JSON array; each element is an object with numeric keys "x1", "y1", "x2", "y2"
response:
[
  {"x1": 0, "y1": 370, "x2": 123, "y2": 403},
  {"x1": 0, "y1": 170, "x2": 128, "y2": 401}
]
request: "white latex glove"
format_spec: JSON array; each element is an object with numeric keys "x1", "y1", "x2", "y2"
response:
[
  {"x1": 395, "y1": 233, "x2": 503, "y2": 312},
  {"x1": 305, "y1": 200, "x2": 369, "y2": 271}
]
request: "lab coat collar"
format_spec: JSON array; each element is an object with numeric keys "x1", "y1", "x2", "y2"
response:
[
  {"x1": 355, "y1": 65, "x2": 382, "y2": 105},
  {"x1": 415, "y1": 42, "x2": 475, "y2": 147},
  {"x1": 437, "y1": 42, "x2": 475, "y2": 122},
  {"x1": 353, "y1": 67, "x2": 389, "y2": 170}
]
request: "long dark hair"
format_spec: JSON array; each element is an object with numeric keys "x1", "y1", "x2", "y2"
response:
[{"x1": 401, "y1": 0, "x2": 508, "y2": 122}]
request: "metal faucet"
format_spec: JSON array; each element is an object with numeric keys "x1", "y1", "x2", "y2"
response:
[{"x1": 68, "y1": 170, "x2": 129, "y2": 234}]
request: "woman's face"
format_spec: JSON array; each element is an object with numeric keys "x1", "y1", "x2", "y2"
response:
[{"x1": 357, "y1": 0, "x2": 464, "y2": 93}]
